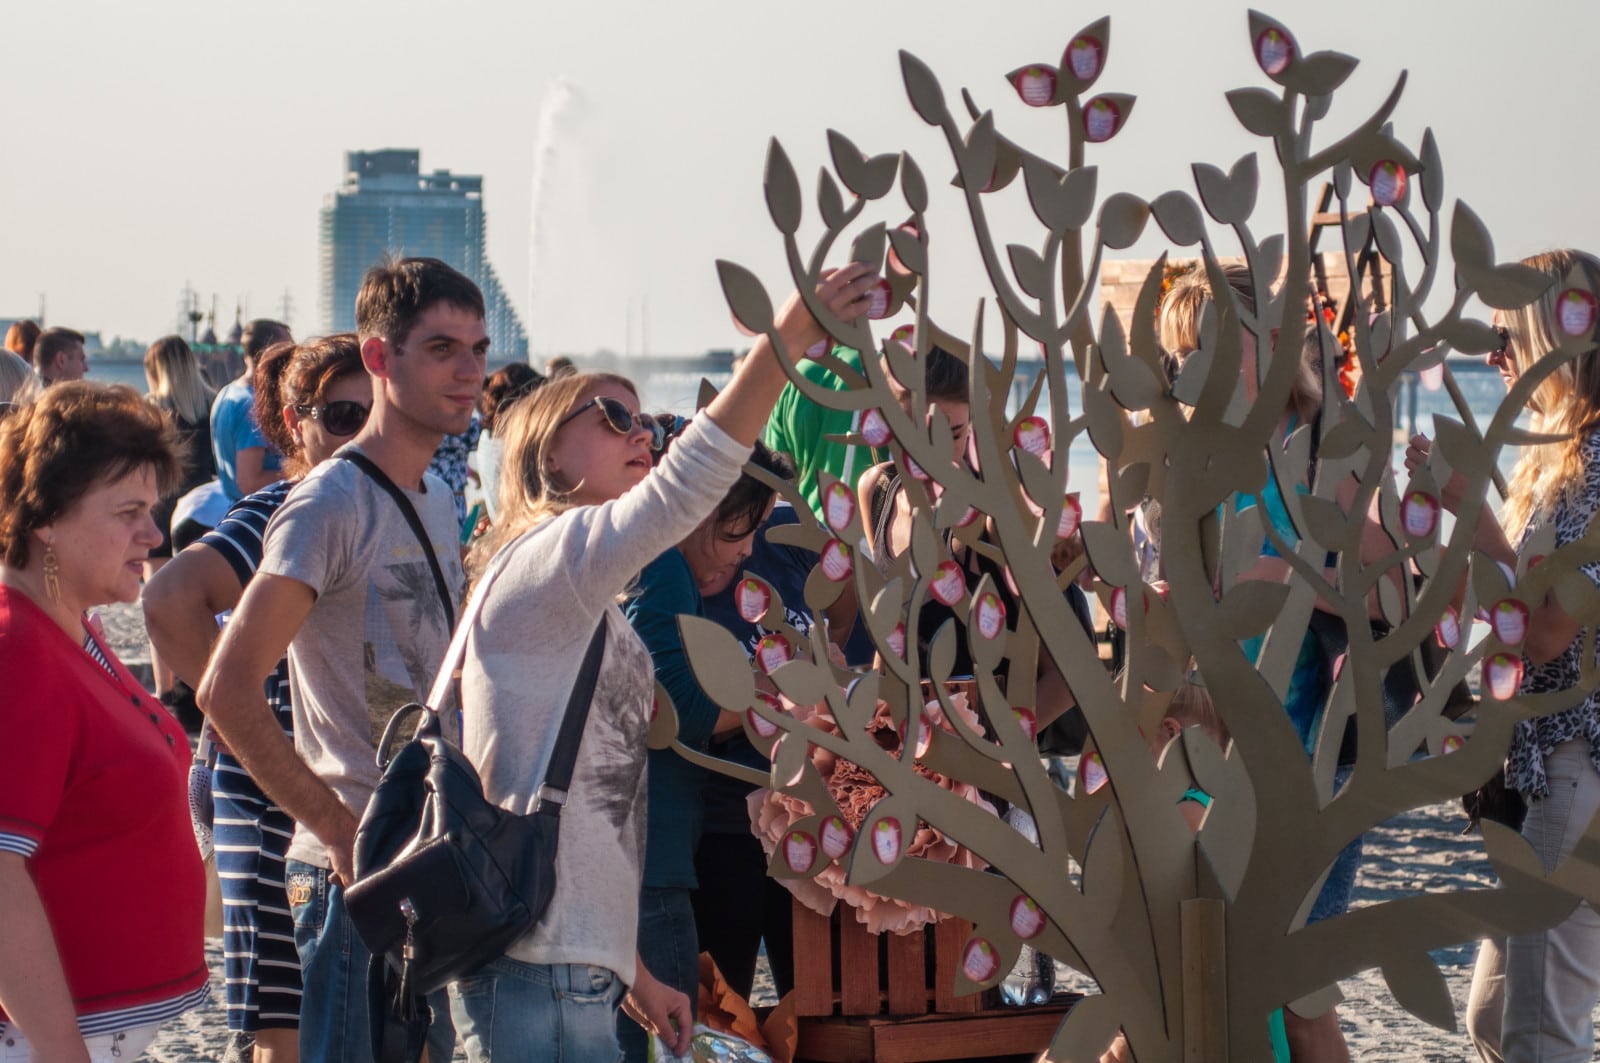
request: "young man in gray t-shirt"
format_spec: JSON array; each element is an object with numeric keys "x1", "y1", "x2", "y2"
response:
[{"x1": 200, "y1": 256, "x2": 489, "y2": 1063}]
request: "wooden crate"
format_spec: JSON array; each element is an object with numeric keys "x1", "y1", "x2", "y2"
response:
[{"x1": 790, "y1": 898, "x2": 1070, "y2": 1062}]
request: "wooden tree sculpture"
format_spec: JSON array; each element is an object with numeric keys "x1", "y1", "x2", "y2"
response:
[{"x1": 657, "y1": 11, "x2": 1600, "y2": 1060}]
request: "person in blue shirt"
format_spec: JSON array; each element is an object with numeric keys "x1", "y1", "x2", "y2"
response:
[
  {"x1": 617, "y1": 430, "x2": 798, "y2": 1059},
  {"x1": 210, "y1": 319, "x2": 291, "y2": 502}
]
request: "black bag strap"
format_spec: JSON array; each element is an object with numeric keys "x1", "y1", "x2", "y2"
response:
[
  {"x1": 340, "y1": 451, "x2": 456, "y2": 632},
  {"x1": 534, "y1": 622, "x2": 608, "y2": 812}
]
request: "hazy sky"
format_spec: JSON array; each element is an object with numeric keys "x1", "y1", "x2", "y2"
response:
[{"x1": 2, "y1": 0, "x2": 1592, "y2": 357}]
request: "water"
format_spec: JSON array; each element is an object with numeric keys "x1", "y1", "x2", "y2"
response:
[{"x1": 87, "y1": 356, "x2": 1518, "y2": 521}]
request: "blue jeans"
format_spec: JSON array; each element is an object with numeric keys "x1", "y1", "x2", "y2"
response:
[
  {"x1": 1307, "y1": 765, "x2": 1363, "y2": 924},
  {"x1": 285, "y1": 860, "x2": 454, "y2": 1063},
  {"x1": 449, "y1": 958, "x2": 625, "y2": 1063},
  {"x1": 619, "y1": 886, "x2": 699, "y2": 1063}
]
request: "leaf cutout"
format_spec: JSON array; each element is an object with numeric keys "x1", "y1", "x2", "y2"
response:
[
  {"x1": 1226, "y1": 87, "x2": 1286, "y2": 138},
  {"x1": 1007, "y1": 242, "x2": 1051, "y2": 299},
  {"x1": 1371, "y1": 207, "x2": 1404, "y2": 269},
  {"x1": 770, "y1": 730, "x2": 812, "y2": 792},
  {"x1": 1080, "y1": 520, "x2": 1138, "y2": 589},
  {"x1": 858, "y1": 153, "x2": 901, "y2": 201},
  {"x1": 1100, "y1": 308, "x2": 1164, "y2": 412},
  {"x1": 849, "y1": 222, "x2": 887, "y2": 274},
  {"x1": 962, "y1": 111, "x2": 999, "y2": 194},
  {"x1": 1478, "y1": 262, "x2": 1557, "y2": 312},
  {"x1": 818, "y1": 169, "x2": 846, "y2": 231},
  {"x1": 770, "y1": 657, "x2": 833, "y2": 708},
  {"x1": 647, "y1": 680, "x2": 679, "y2": 751},
  {"x1": 1061, "y1": 165, "x2": 1099, "y2": 231},
  {"x1": 1450, "y1": 200, "x2": 1494, "y2": 279},
  {"x1": 1438, "y1": 317, "x2": 1502, "y2": 355},
  {"x1": 1255, "y1": 232, "x2": 1284, "y2": 286},
  {"x1": 1044, "y1": 993, "x2": 1121, "y2": 1063},
  {"x1": 1082, "y1": 376, "x2": 1126, "y2": 459},
  {"x1": 1193, "y1": 154, "x2": 1256, "y2": 225},
  {"x1": 889, "y1": 226, "x2": 927, "y2": 276},
  {"x1": 1377, "y1": 571, "x2": 1406, "y2": 628},
  {"x1": 1021, "y1": 155, "x2": 1073, "y2": 232},
  {"x1": 900, "y1": 152, "x2": 928, "y2": 214},
  {"x1": 1380, "y1": 951, "x2": 1457, "y2": 1032},
  {"x1": 1298, "y1": 493, "x2": 1356, "y2": 553},
  {"x1": 715, "y1": 260, "x2": 775, "y2": 336},
  {"x1": 1097, "y1": 192, "x2": 1150, "y2": 250},
  {"x1": 1471, "y1": 550, "x2": 1513, "y2": 613},
  {"x1": 1216, "y1": 579, "x2": 1290, "y2": 640},
  {"x1": 1419, "y1": 128, "x2": 1444, "y2": 213},
  {"x1": 1015, "y1": 448, "x2": 1060, "y2": 511},
  {"x1": 1150, "y1": 190, "x2": 1205, "y2": 247},
  {"x1": 847, "y1": 795, "x2": 916, "y2": 885},
  {"x1": 1318, "y1": 417, "x2": 1371, "y2": 461},
  {"x1": 899, "y1": 50, "x2": 948, "y2": 126},
  {"x1": 1058, "y1": 16, "x2": 1111, "y2": 94},
  {"x1": 1287, "y1": 50, "x2": 1358, "y2": 96},
  {"x1": 764, "y1": 139, "x2": 802, "y2": 235},
  {"x1": 1430, "y1": 416, "x2": 1481, "y2": 479},
  {"x1": 680, "y1": 614, "x2": 757, "y2": 712}
]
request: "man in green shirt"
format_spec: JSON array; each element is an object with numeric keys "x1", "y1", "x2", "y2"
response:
[{"x1": 761, "y1": 345, "x2": 881, "y2": 518}]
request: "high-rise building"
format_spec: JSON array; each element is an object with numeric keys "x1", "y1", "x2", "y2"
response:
[{"x1": 319, "y1": 149, "x2": 528, "y2": 359}]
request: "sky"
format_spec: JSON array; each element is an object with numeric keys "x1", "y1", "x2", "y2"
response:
[{"x1": 2, "y1": 0, "x2": 1593, "y2": 358}]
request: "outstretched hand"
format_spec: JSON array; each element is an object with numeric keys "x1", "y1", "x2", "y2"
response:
[
  {"x1": 623, "y1": 961, "x2": 694, "y2": 1056},
  {"x1": 772, "y1": 261, "x2": 881, "y2": 359},
  {"x1": 1404, "y1": 433, "x2": 1469, "y2": 514}
]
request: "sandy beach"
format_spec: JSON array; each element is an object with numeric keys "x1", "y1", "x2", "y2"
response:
[{"x1": 97, "y1": 601, "x2": 1595, "y2": 1061}]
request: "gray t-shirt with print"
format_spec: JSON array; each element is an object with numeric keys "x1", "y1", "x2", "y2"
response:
[{"x1": 259, "y1": 446, "x2": 464, "y2": 867}]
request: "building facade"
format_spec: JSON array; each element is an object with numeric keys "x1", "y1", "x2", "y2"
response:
[{"x1": 319, "y1": 149, "x2": 528, "y2": 358}]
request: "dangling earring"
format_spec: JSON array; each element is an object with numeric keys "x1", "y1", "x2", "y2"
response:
[{"x1": 42, "y1": 541, "x2": 61, "y2": 602}]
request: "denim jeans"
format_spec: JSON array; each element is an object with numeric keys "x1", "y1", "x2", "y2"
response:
[
  {"x1": 285, "y1": 860, "x2": 454, "y2": 1063},
  {"x1": 1467, "y1": 739, "x2": 1600, "y2": 1062},
  {"x1": 449, "y1": 958, "x2": 625, "y2": 1063},
  {"x1": 618, "y1": 886, "x2": 700, "y2": 1063}
]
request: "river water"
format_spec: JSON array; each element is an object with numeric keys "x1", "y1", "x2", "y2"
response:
[{"x1": 87, "y1": 356, "x2": 1516, "y2": 520}]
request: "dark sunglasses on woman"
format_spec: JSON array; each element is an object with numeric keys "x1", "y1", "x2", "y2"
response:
[
  {"x1": 557, "y1": 395, "x2": 665, "y2": 452},
  {"x1": 293, "y1": 399, "x2": 369, "y2": 437}
]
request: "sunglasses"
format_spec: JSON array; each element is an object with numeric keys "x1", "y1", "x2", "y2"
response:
[
  {"x1": 293, "y1": 399, "x2": 370, "y2": 437},
  {"x1": 557, "y1": 395, "x2": 664, "y2": 452},
  {"x1": 1489, "y1": 325, "x2": 1511, "y2": 364}
]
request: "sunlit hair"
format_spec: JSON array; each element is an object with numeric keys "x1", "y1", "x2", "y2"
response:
[
  {"x1": 657, "y1": 419, "x2": 793, "y2": 540},
  {"x1": 480, "y1": 362, "x2": 545, "y2": 435},
  {"x1": 143, "y1": 335, "x2": 216, "y2": 424},
  {"x1": 252, "y1": 341, "x2": 299, "y2": 463},
  {"x1": 1166, "y1": 670, "x2": 1229, "y2": 746},
  {"x1": 4, "y1": 320, "x2": 39, "y2": 360},
  {"x1": 254, "y1": 334, "x2": 365, "y2": 479},
  {"x1": 0, "y1": 383, "x2": 181, "y2": 568},
  {"x1": 1500, "y1": 249, "x2": 1600, "y2": 537},
  {"x1": 476, "y1": 371, "x2": 639, "y2": 572},
  {"x1": 0, "y1": 350, "x2": 37, "y2": 405},
  {"x1": 1159, "y1": 263, "x2": 1321, "y2": 427}
]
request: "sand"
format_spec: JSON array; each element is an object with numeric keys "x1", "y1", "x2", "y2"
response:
[{"x1": 93, "y1": 601, "x2": 1594, "y2": 1061}]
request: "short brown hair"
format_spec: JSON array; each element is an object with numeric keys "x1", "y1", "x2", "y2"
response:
[
  {"x1": 33, "y1": 327, "x2": 84, "y2": 375},
  {"x1": 0, "y1": 383, "x2": 181, "y2": 567},
  {"x1": 261, "y1": 334, "x2": 365, "y2": 478},
  {"x1": 251, "y1": 341, "x2": 300, "y2": 463},
  {"x1": 4, "y1": 320, "x2": 39, "y2": 360},
  {"x1": 356, "y1": 256, "x2": 485, "y2": 350},
  {"x1": 241, "y1": 319, "x2": 292, "y2": 364},
  {"x1": 480, "y1": 362, "x2": 545, "y2": 434}
]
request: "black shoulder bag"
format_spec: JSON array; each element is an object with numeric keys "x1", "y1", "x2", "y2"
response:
[{"x1": 336, "y1": 470, "x2": 609, "y2": 1061}]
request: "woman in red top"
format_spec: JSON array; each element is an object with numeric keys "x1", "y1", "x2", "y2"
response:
[{"x1": 0, "y1": 383, "x2": 208, "y2": 1062}]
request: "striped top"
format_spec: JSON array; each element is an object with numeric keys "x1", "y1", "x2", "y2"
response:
[{"x1": 198, "y1": 480, "x2": 295, "y2": 736}]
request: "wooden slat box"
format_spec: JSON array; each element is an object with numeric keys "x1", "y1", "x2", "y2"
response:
[{"x1": 790, "y1": 898, "x2": 1071, "y2": 1062}]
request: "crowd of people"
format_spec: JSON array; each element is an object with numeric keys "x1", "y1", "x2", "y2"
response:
[{"x1": 0, "y1": 248, "x2": 1598, "y2": 1063}]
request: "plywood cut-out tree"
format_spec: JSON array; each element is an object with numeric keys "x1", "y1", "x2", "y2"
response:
[{"x1": 659, "y1": 11, "x2": 1600, "y2": 1060}]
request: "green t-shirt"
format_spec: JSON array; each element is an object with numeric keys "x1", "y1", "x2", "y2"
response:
[{"x1": 762, "y1": 346, "x2": 880, "y2": 519}]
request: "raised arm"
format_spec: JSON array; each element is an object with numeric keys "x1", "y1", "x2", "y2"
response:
[
  {"x1": 143, "y1": 543, "x2": 246, "y2": 689},
  {"x1": 196, "y1": 573, "x2": 359, "y2": 882},
  {"x1": 701, "y1": 263, "x2": 879, "y2": 446}
]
